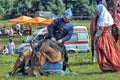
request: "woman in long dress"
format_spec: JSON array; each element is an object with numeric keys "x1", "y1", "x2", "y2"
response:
[{"x1": 95, "y1": 4, "x2": 120, "y2": 72}]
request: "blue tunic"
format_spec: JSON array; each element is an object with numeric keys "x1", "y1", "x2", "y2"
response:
[{"x1": 47, "y1": 18, "x2": 73, "y2": 43}]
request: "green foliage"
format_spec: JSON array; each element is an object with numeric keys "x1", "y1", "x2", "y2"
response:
[
  {"x1": 32, "y1": 0, "x2": 65, "y2": 17},
  {"x1": 64, "y1": 0, "x2": 97, "y2": 16},
  {"x1": 11, "y1": 0, "x2": 33, "y2": 18},
  {"x1": 0, "y1": 6, "x2": 5, "y2": 19},
  {"x1": 0, "y1": 0, "x2": 97, "y2": 20},
  {"x1": 0, "y1": 0, "x2": 15, "y2": 19},
  {"x1": 54, "y1": 0, "x2": 65, "y2": 16}
]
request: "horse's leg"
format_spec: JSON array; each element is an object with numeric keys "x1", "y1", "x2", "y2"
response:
[
  {"x1": 24, "y1": 50, "x2": 31, "y2": 70},
  {"x1": 23, "y1": 55, "x2": 31, "y2": 75},
  {"x1": 91, "y1": 40, "x2": 95, "y2": 63},
  {"x1": 42, "y1": 52, "x2": 54, "y2": 62},
  {"x1": 10, "y1": 54, "x2": 24, "y2": 75}
]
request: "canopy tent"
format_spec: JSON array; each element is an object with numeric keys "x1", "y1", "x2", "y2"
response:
[
  {"x1": 8, "y1": 15, "x2": 32, "y2": 23},
  {"x1": 39, "y1": 18, "x2": 55, "y2": 25},
  {"x1": 25, "y1": 17, "x2": 46, "y2": 24}
]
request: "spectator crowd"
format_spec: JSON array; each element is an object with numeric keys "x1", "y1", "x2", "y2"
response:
[{"x1": 0, "y1": 23, "x2": 32, "y2": 37}]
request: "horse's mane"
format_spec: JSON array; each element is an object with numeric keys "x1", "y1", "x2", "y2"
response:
[
  {"x1": 37, "y1": 39, "x2": 62, "y2": 53},
  {"x1": 45, "y1": 39, "x2": 62, "y2": 52}
]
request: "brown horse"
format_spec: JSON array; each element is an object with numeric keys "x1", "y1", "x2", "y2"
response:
[
  {"x1": 9, "y1": 39, "x2": 63, "y2": 76},
  {"x1": 29, "y1": 39, "x2": 63, "y2": 76}
]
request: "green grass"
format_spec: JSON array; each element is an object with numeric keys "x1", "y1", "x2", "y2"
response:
[
  {"x1": 0, "y1": 20, "x2": 120, "y2": 80},
  {"x1": 1, "y1": 53, "x2": 120, "y2": 80}
]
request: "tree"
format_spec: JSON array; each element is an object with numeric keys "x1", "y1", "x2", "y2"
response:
[
  {"x1": 64, "y1": 0, "x2": 97, "y2": 18},
  {"x1": 54, "y1": 0, "x2": 65, "y2": 16},
  {"x1": 10, "y1": 0, "x2": 33, "y2": 18},
  {"x1": 0, "y1": 0, "x2": 15, "y2": 19},
  {"x1": 0, "y1": 0, "x2": 97, "y2": 20},
  {"x1": 32, "y1": 0, "x2": 65, "y2": 17}
]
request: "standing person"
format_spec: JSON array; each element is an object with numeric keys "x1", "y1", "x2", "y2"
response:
[
  {"x1": 90, "y1": 0, "x2": 108, "y2": 63},
  {"x1": 7, "y1": 39, "x2": 15, "y2": 54},
  {"x1": 29, "y1": 23, "x2": 32, "y2": 35},
  {"x1": 95, "y1": 4, "x2": 120, "y2": 72},
  {"x1": 47, "y1": 8, "x2": 73, "y2": 71},
  {"x1": 9, "y1": 28, "x2": 14, "y2": 37},
  {"x1": 15, "y1": 22, "x2": 22, "y2": 36}
]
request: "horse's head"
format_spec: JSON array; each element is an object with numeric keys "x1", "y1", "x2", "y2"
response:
[
  {"x1": 28, "y1": 41, "x2": 44, "y2": 76},
  {"x1": 28, "y1": 50, "x2": 46, "y2": 76}
]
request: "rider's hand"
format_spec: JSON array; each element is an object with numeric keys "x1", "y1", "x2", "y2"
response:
[
  {"x1": 51, "y1": 37, "x2": 56, "y2": 42},
  {"x1": 57, "y1": 39, "x2": 62, "y2": 44}
]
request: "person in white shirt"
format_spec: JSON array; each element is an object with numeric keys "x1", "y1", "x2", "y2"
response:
[
  {"x1": 15, "y1": 22, "x2": 22, "y2": 36},
  {"x1": 7, "y1": 39, "x2": 15, "y2": 54},
  {"x1": 1, "y1": 45, "x2": 8, "y2": 55},
  {"x1": 9, "y1": 28, "x2": 14, "y2": 37}
]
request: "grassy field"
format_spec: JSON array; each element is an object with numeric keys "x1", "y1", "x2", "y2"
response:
[{"x1": 0, "y1": 20, "x2": 120, "y2": 80}]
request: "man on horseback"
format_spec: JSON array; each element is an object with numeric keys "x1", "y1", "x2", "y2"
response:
[{"x1": 47, "y1": 8, "x2": 73, "y2": 71}]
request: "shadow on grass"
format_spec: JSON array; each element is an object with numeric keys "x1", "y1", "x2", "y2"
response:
[
  {"x1": 69, "y1": 62, "x2": 96, "y2": 66},
  {"x1": 78, "y1": 72, "x2": 103, "y2": 75},
  {"x1": 78, "y1": 71, "x2": 118, "y2": 76},
  {"x1": 72, "y1": 71, "x2": 116, "y2": 76}
]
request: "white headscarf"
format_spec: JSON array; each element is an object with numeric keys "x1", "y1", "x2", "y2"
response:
[{"x1": 96, "y1": 4, "x2": 114, "y2": 27}]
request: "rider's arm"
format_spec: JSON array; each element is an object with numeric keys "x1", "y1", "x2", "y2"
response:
[
  {"x1": 47, "y1": 18, "x2": 59, "y2": 38},
  {"x1": 62, "y1": 25, "x2": 73, "y2": 42}
]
